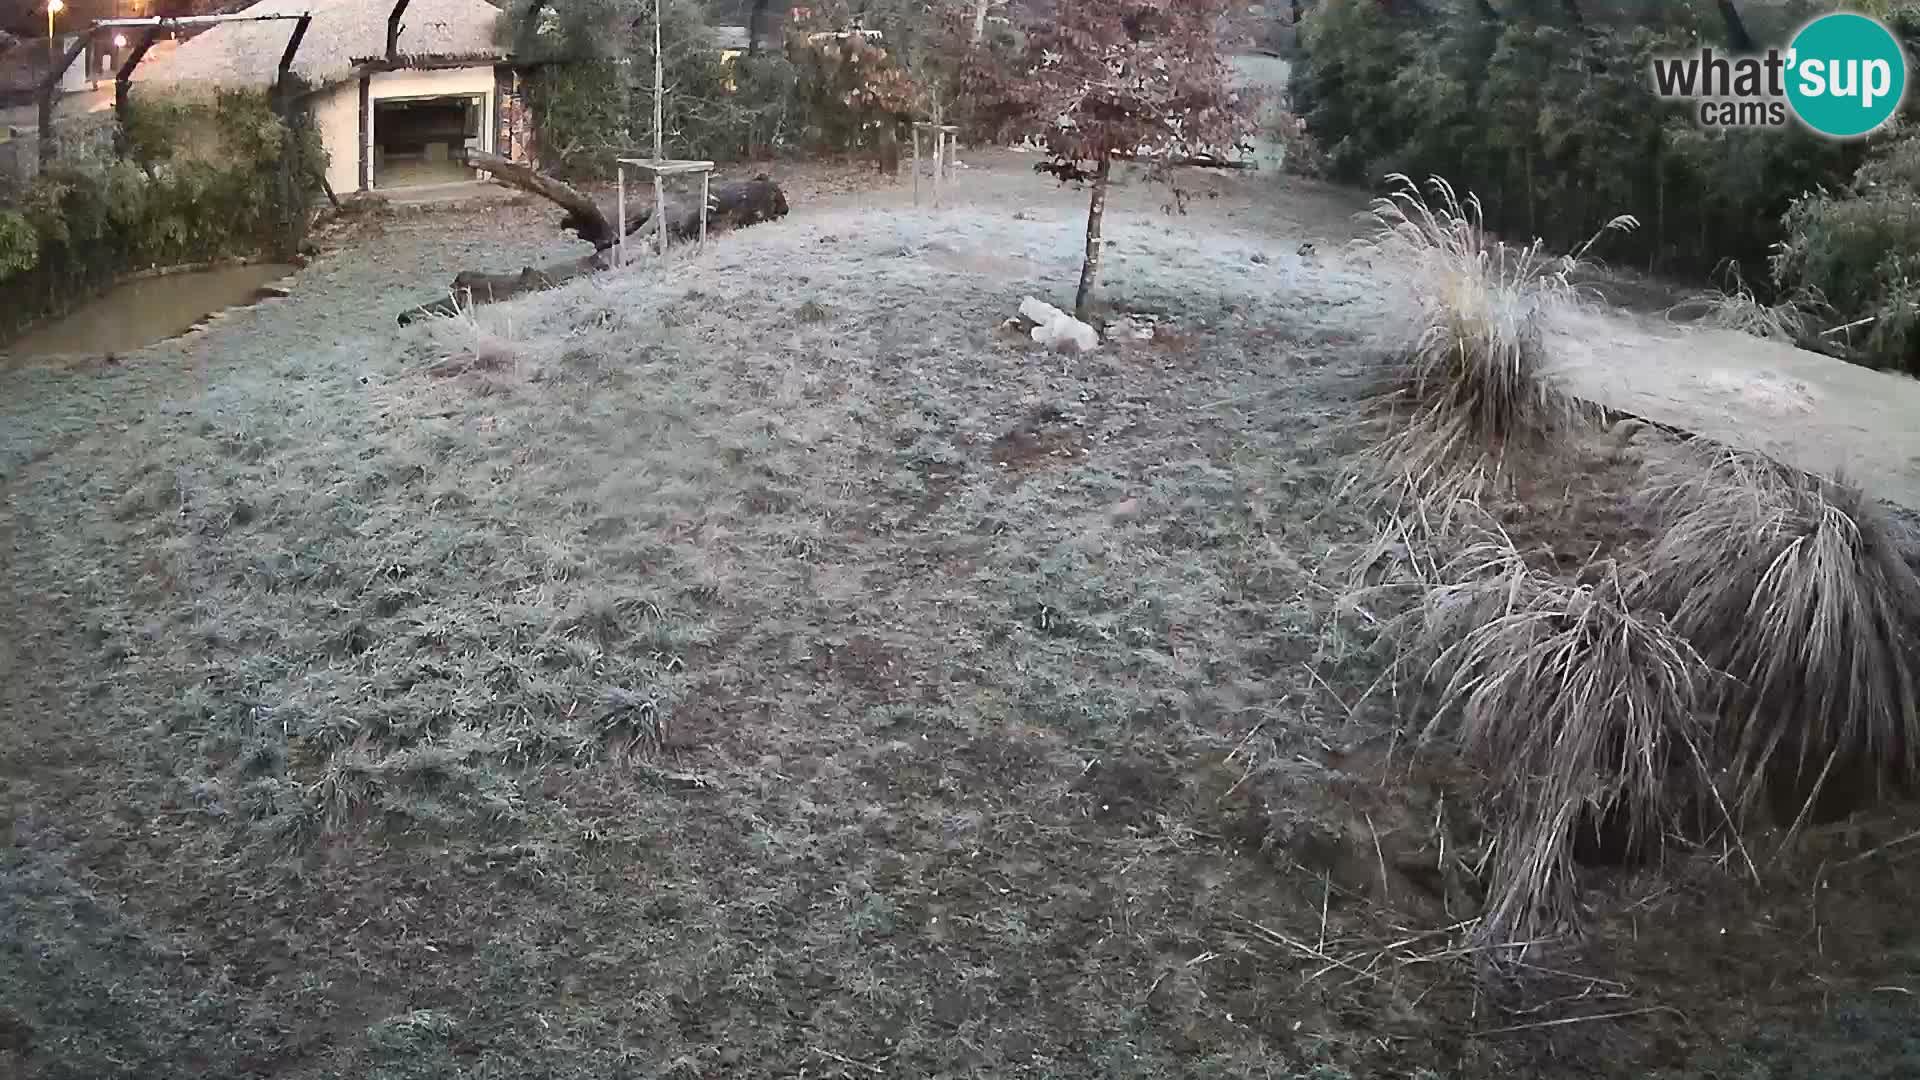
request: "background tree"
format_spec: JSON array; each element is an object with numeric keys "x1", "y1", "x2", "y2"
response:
[
  {"x1": 783, "y1": 1, "x2": 990, "y2": 170},
  {"x1": 964, "y1": 0, "x2": 1250, "y2": 320},
  {"x1": 509, "y1": 0, "x2": 799, "y2": 172},
  {"x1": 1290, "y1": 0, "x2": 1920, "y2": 370}
]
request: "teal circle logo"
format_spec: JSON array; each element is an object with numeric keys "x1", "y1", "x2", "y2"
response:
[{"x1": 1785, "y1": 13, "x2": 1908, "y2": 138}]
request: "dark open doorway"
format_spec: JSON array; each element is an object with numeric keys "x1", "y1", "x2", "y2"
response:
[{"x1": 372, "y1": 95, "x2": 480, "y2": 189}]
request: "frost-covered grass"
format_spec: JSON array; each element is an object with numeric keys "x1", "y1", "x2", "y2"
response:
[
  {"x1": 1, "y1": 199, "x2": 1427, "y2": 1078},
  {"x1": 2, "y1": 170, "x2": 1917, "y2": 1080}
]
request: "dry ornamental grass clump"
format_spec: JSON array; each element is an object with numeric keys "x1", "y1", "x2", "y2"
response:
[
  {"x1": 1667, "y1": 263, "x2": 1817, "y2": 345},
  {"x1": 1638, "y1": 444, "x2": 1920, "y2": 829},
  {"x1": 1357, "y1": 174, "x2": 1635, "y2": 501},
  {"x1": 1388, "y1": 517, "x2": 1719, "y2": 947},
  {"x1": 1362, "y1": 434, "x2": 1920, "y2": 951}
]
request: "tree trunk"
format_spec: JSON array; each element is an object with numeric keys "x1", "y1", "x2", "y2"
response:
[
  {"x1": 1074, "y1": 155, "x2": 1111, "y2": 322},
  {"x1": 1653, "y1": 131, "x2": 1666, "y2": 274},
  {"x1": 749, "y1": 0, "x2": 771, "y2": 53},
  {"x1": 463, "y1": 149, "x2": 621, "y2": 247},
  {"x1": 398, "y1": 155, "x2": 790, "y2": 322},
  {"x1": 876, "y1": 121, "x2": 901, "y2": 177},
  {"x1": 1524, "y1": 145, "x2": 1536, "y2": 240},
  {"x1": 1716, "y1": 0, "x2": 1754, "y2": 51}
]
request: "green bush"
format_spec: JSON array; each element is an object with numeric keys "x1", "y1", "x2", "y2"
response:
[
  {"x1": 0, "y1": 209, "x2": 37, "y2": 279},
  {"x1": 524, "y1": 61, "x2": 631, "y2": 178},
  {"x1": 0, "y1": 88, "x2": 324, "y2": 340},
  {"x1": 1775, "y1": 142, "x2": 1920, "y2": 372}
]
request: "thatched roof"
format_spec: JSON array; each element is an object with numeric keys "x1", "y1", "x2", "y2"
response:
[{"x1": 134, "y1": 0, "x2": 506, "y2": 92}]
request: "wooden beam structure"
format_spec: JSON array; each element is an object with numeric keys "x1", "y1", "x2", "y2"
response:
[
  {"x1": 609, "y1": 0, "x2": 718, "y2": 263},
  {"x1": 911, "y1": 122, "x2": 958, "y2": 208},
  {"x1": 277, "y1": 13, "x2": 314, "y2": 91},
  {"x1": 34, "y1": 35, "x2": 90, "y2": 168},
  {"x1": 102, "y1": 11, "x2": 314, "y2": 137},
  {"x1": 616, "y1": 158, "x2": 715, "y2": 261},
  {"x1": 114, "y1": 26, "x2": 162, "y2": 143},
  {"x1": 386, "y1": 0, "x2": 412, "y2": 61},
  {"x1": 348, "y1": 53, "x2": 504, "y2": 73},
  {"x1": 94, "y1": 13, "x2": 308, "y2": 28}
]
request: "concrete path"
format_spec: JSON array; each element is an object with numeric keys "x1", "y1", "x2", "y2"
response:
[{"x1": 1548, "y1": 306, "x2": 1920, "y2": 511}]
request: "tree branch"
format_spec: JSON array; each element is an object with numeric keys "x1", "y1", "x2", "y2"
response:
[{"x1": 462, "y1": 148, "x2": 620, "y2": 249}]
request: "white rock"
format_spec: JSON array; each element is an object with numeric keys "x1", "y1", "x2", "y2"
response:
[
  {"x1": 1019, "y1": 296, "x2": 1066, "y2": 325},
  {"x1": 1017, "y1": 296, "x2": 1100, "y2": 353},
  {"x1": 1052, "y1": 317, "x2": 1100, "y2": 353}
]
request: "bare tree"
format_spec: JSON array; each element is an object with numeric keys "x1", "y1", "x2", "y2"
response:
[{"x1": 963, "y1": 0, "x2": 1250, "y2": 319}]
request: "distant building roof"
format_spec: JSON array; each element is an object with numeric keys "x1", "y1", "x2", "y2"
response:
[{"x1": 134, "y1": 0, "x2": 506, "y2": 92}]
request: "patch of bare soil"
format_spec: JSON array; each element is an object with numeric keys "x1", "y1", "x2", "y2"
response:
[
  {"x1": 991, "y1": 405, "x2": 1089, "y2": 473},
  {"x1": 0, "y1": 154, "x2": 1914, "y2": 1080}
]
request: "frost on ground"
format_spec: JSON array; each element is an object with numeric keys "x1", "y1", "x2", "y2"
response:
[{"x1": 0, "y1": 172, "x2": 1916, "y2": 1080}]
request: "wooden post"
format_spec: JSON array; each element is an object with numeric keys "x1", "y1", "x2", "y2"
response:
[
  {"x1": 932, "y1": 129, "x2": 942, "y2": 208},
  {"x1": 113, "y1": 27, "x2": 160, "y2": 154},
  {"x1": 386, "y1": 0, "x2": 411, "y2": 60},
  {"x1": 35, "y1": 35, "x2": 87, "y2": 168},
  {"x1": 272, "y1": 15, "x2": 313, "y2": 257},
  {"x1": 654, "y1": 173, "x2": 666, "y2": 255},
  {"x1": 652, "y1": 0, "x2": 663, "y2": 164},
  {"x1": 652, "y1": 0, "x2": 665, "y2": 256},
  {"x1": 358, "y1": 75, "x2": 371, "y2": 190},
  {"x1": 932, "y1": 98, "x2": 943, "y2": 188},
  {"x1": 276, "y1": 14, "x2": 312, "y2": 91},
  {"x1": 616, "y1": 162, "x2": 626, "y2": 266},
  {"x1": 699, "y1": 169, "x2": 709, "y2": 245},
  {"x1": 911, "y1": 126, "x2": 920, "y2": 206}
]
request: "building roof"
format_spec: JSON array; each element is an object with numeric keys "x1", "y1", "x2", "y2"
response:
[{"x1": 134, "y1": 0, "x2": 506, "y2": 92}]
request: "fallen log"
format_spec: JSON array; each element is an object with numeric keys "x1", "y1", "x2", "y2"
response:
[
  {"x1": 461, "y1": 149, "x2": 790, "y2": 248},
  {"x1": 1114, "y1": 152, "x2": 1257, "y2": 170},
  {"x1": 396, "y1": 153, "x2": 791, "y2": 324},
  {"x1": 633, "y1": 174, "x2": 791, "y2": 245},
  {"x1": 397, "y1": 252, "x2": 606, "y2": 325}
]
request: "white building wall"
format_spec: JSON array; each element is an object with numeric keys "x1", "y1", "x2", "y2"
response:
[
  {"x1": 308, "y1": 65, "x2": 498, "y2": 193},
  {"x1": 311, "y1": 80, "x2": 361, "y2": 195}
]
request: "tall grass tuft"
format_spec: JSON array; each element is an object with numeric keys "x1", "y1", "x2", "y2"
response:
[
  {"x1": 1359, "y1": 174, "x2": 1636, "y2": 499},
  {"x1": 1668, "y1": 261, "x2": 1817, "y2": 344},
  {"x1": 1638, "y1": 445, "x2": 1920, "y2": 828},
  {"x1": 1397, "y1": 520, "x2": 1718, "y2": 947}
]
